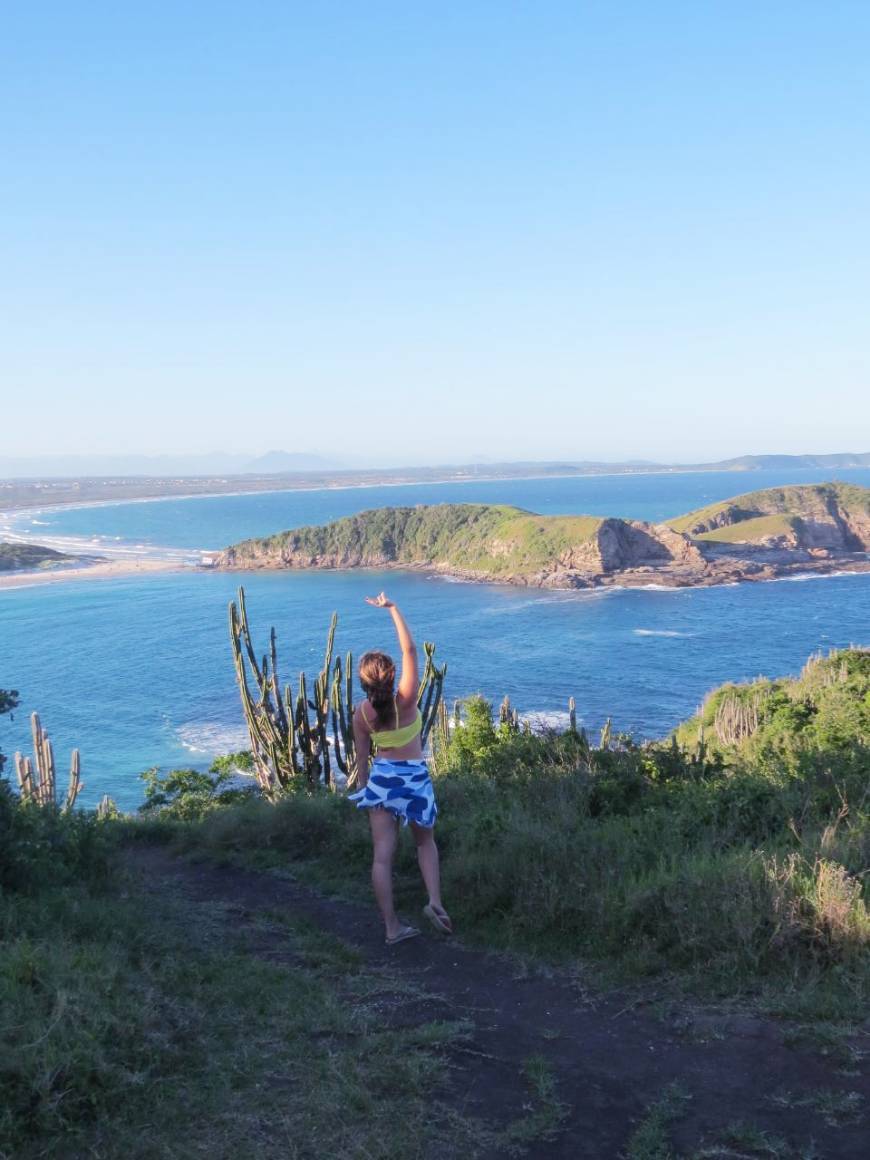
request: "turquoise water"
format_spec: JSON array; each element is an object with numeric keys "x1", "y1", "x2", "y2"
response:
[
  {"x1": 2, "y1": 468, "x2": 869, "y2": 809},
  {"x1": 6, "y1": 467, "x2": 870, "y2": 554}
]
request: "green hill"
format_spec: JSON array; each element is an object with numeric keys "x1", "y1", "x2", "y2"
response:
[
  {"x1": 219, "y1": 504, "x2": 609, "y2": 578},
  {"x1": 0, "y1": 542, "x2": 77, "y2": 572},
  {"x1": 667, "y1": 482, "x2": 870, "y2": 546},
  {"x1": 218, "y1": 483, "x2": 870, "y2": 588}
]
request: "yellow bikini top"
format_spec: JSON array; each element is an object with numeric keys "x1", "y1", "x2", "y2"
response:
[{"x1": 364, "y1": 698, "x2": 422, "y2": 749}]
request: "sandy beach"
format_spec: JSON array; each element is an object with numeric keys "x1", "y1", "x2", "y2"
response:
[{"x1": 0, "y1": 558, "x2": 186, "y2": 591}]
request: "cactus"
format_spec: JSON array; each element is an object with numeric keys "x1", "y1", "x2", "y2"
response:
[
  {"x1": 428, "y1": 698, "x2": 452, "y2": 776},
  {"x1": 229, "y1": 586, "x2": 447, "y2": 797},
  {"x1": 14, "y1": 712, "x2": 83, "y2": 811},
  {"x1": 96, "y1": 794, "x2": 119, "y2": 819},
  {"x1": 498, "y1": 695, "x2": 520, "y2": 734},
  {"x1": 713, "y1": 691, "x2": 760, "y2": 746},
  {"x1": 418, "y1": 640, "x2": 448, "y2": 747},
  {"x1": 599, "y1": 717, "x2": 613, "y2": 751}
]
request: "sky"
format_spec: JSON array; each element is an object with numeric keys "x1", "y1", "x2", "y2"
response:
[{"x1": 2, "y1": 1, "x2": 869, "y2": 467}]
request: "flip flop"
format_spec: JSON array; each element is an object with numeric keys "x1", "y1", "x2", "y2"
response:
[
  {"x1": 386, "y1": 924, "x2": 420, "y2": 946},
  {"x1": 423, "y1": 903, "x2": 453, "y2": 934}
]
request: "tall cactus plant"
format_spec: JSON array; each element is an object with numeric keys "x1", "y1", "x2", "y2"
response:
[
  {"x1": 14, "y1": 712, "x2": 83, "y2": 811},
  {"x1": 229, "y1": 587, "x2": 447, "y2": 797}
]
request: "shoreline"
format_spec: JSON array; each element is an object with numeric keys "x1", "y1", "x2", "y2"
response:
[
  {"x1": 0, "y1": 463, "x2": 848, "y2": 521},
  {"x1": 6, "y1": 550, "x2": 869, "y2": 597},
  {"x1": 216, "y1": 554, "x2": 870, "y2": 593},
  {"x1": 0, "y1": 558, "x2": 187, "y2": 591}
]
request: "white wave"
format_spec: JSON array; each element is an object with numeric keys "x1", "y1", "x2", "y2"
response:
[
  {"x1": 30, "y1": 518, "x2": 49, "y2": 525},
  {"x1": 771, "y1": 570, "x2": 870, "y2": 584},
  {"x1": 479, "y1": 592, "x2": 596, "y2": 614},
  {"x1": 0, "y1": 523, "x2": 202, "y2": 564},
  {"x1": 175, "y1": 721, "x2": 250, "y2": 754},
  {"x1": 633, "y1": 628, "x2": 692, "y2": 637},
  {"x1": 519, "y1": 709, "x2": 575, "y2": 731}
]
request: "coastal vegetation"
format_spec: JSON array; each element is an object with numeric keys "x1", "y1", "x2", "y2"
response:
[
  {"x1": 146, "y1": 647, "x2": 870, "y2": 1008},
  {"x1": 1, "y1": 776, "x2": 478, "y2": 1158},
  {"x1": 2, "y1": 643, "x2": 869, "y2": 1154},
  {"x1": 0, "y1": 542, "x2": 79, "y2": 572},
  {"x1": 668, "y1": 482, "x2": 870, "y2": 542},
  {"x1": 218, "y1": 482, "x2": 870, "y2": 589}
]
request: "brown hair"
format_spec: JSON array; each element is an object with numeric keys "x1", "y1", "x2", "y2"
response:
[{"x1": 358, "y1": 650, "x2": 396, "y2": 726}]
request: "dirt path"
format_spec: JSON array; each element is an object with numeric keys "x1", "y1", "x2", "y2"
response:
[{"x1": 128, "y1": 847, "x2": 868, "y2": 1159}]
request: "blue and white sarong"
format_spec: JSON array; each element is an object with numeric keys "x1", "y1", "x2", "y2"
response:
[{"x1": 348, "y1": 759, "x2": 438, "y2": 828}]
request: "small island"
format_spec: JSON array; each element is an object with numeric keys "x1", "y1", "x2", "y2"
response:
[{"x1": 217, "y1": 482, "x2": 870, "y2": 589}]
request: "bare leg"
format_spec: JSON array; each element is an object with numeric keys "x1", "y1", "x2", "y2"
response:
[
  {"x1": 369, "y1": 808, "x2": 403, "y2": 939},
  {"x1": 411, "y1": 823, "x2": 451, "y2": 929}
]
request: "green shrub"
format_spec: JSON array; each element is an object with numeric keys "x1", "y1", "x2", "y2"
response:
[
  {"x1": 123, "y1": 649, "x2": 870, "y2": 1008},
  {"x1": 139, "y1": 754, "x2": 256, "y2": 821},
  {"x1": 0, "y1": 780, "x2": 112, "y2": 895}
]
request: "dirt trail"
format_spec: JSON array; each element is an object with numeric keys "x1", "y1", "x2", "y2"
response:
[{"x1": 128, "y1": 847, "x2": 868, "y2": 1159}]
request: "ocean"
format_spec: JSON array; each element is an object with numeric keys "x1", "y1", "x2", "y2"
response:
[{"x1": 2, "y1": 467, "x2": 869, "y2": 809}]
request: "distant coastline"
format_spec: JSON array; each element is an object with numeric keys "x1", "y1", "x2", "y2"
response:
[
  {"x1": 3, "y1": 453, "x2": 870, "y2": 515},
  {"x1": 3, "y1": 466, "x2": 870, "y2": 590}
]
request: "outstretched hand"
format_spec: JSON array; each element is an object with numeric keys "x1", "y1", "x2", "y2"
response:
[{"x1": 365, "y1": 592, "x2": 395, "y2": 609}]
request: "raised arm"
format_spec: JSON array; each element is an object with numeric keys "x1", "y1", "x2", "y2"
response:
[{"x1": 364, "y1": 592, "x2": 419, "y2": 703}]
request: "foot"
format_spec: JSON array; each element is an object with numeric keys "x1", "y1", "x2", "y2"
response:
[
  {"x1": 423, "y1": 902, "x2": 453, "y2": 934},
  {"x1": 386, "y1": 924, "x2": 420, "y2": 946}
]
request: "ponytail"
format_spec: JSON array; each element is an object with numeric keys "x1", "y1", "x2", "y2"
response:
[{"x1": 358, "y1": 651, "x2": 397, "y2": 727}]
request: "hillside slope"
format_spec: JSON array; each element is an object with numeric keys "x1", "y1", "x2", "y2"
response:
[
  {"x1": 0, "y1": 541, "x2": 80, "y2": 572},
  {"x1": 668, "y1": 482, "x2": 870, "y2": 549}
]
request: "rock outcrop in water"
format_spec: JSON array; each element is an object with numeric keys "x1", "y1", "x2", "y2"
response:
[{"x1": 216, "y1": 483, "x2": 870, "y2": 590}]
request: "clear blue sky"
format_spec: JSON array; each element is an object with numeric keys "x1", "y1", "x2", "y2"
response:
[{"x1": 2, "y1": 2, "x2": 869, "y2": 465}]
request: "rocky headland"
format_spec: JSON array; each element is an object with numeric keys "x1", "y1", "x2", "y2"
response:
[
  {"x1": 216, "y1": 482, "x2": 870, "y2": 590},
  {"x1": 0, "y1": 541, "x2": 94, "y2": 573}
]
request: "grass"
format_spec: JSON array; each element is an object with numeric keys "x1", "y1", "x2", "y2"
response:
[
  {"x1": 129, "y1": 711, "x2": 870, "y2": 1022},
  {"x1": 766, "y1": 1088, "x2": 864, "y2": 1127},
  {"x1": 666, "y1": 482, "x2": 869, "y2": 536},
  {"x1": 0, "y1": 834, "x2": 490, "y2": 1159},
  {"x1": 695, "y1": 515, "x2": 798, "y2": 544},
  {"x1": 626, "y1": 1082, "x2": 692, "y2": 1160},
  {"x1": 781, "y1": 1022, "x2": 867, "y2": 1072},
  {"x1": 692, "y1": 1121, "x2": 815, "y2": 1158},
  {"x1": 493, "y1": 1054, "x2": 568, "y2": 1152},
  {"x1": 5, "y1": 645, "x2": 870, "y2": 1154}
]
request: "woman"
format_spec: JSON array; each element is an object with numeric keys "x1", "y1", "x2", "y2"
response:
[{"x1": 349, "y1": 592, "x2": 452, "y2": 945}]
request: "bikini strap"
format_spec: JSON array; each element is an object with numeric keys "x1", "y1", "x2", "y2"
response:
[{"x1": 394, "y1": 696, "x2": 399, "y2": 729}]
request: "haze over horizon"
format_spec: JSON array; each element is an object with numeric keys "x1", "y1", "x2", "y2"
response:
[
  {"x1": 3, "y1": 447, "x2": 870, "y2": 480},
  {"x1": 3, "y1": 3, "x2": 869, "y2": 463}
]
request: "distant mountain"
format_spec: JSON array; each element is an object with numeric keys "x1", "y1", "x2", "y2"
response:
[
  {"x1": 1, "y1": 449, "x2": 868, "y2": 483},
  {"x1": 711, "y1": 453, "x2": 870, "y2": 470},
  {"x1": 244, "y1": 451, "x2": 336, "y2": 473},
  {"x1": 0, "y1": 451, "x2": 342, "y2": 478}
]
